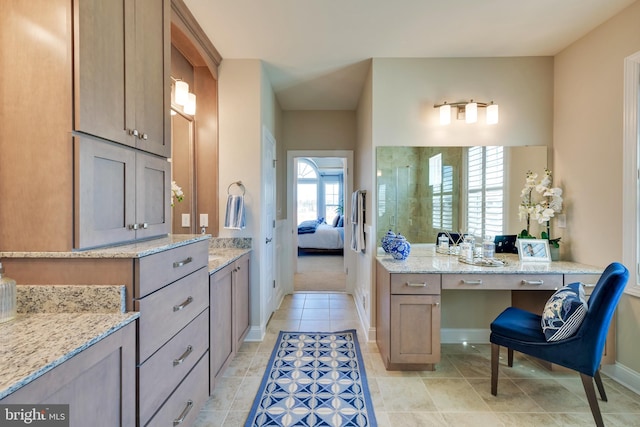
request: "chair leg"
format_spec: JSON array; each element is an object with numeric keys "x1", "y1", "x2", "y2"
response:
[
  {"x1": 594, "y1": 369, "x2": 608, "y2": 402},
  {"x1": 491, "y1": 343, "x2": 499, "y2": 396},
  {"x1": 580, "y1": 373, "x2": 605, "y2": 427},
  {"x1": 507, "y1": 348, "x2": 513, "y2": 367}
]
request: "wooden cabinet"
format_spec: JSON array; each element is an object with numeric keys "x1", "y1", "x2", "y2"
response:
[
  {"x1": 376, "y1": 261, "x2": 441, "y2": 370},
  {"x1": 134, "y1": 241, "x2": 210, "y2": 426},
  {"x1": 209, "y1": 254, "x2": 251, "y2": 391},
  {"x1": 1, "y1": 322, "x2": 136, "y2": 427},
  {"x1": 73, "y1": 0, "x2": 170, "y2": 157},
  {"x1": 0, "y1": 0, "x2": 169, "y2": 252},
  {"x1": 74, "y1": 136, "x2": 170, "y2": 249}
]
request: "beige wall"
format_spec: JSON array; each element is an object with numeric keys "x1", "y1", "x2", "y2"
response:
[
  {"x1": 554, "y1": 0, "x2": 640, "y2": 373},
  {"x1": 371, "y1": 57, "x2": 554, "y2": 148}
]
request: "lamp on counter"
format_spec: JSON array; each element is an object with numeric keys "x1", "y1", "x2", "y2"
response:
[{"x1": 434, "y1": 100, "x2": 498, "y2": 125}]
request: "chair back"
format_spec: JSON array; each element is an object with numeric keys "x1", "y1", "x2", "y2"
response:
[{"x1": 575, "y1": 262, "x2": 628, "y2": 374}]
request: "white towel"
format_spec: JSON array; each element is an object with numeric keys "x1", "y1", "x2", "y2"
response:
[
  {"x1": 224, "y1": 194, "x2": 246, "y2": 229},
  {"x1": 350, "y1": 190, "x2": 365, "y2": 253}
]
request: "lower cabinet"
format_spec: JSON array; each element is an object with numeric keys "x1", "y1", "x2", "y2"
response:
[
  {"x1": 1, "y1": 321, "x2": 136, "y2": 427},
  {"x1": 209, "y1": 253, "x2": 251, "y2": 392},
  {"x1": 376, "y1": 260, "x2": 441, "y2": 370}
]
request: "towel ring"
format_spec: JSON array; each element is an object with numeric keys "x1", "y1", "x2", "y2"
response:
[{"x1": 227, "y1": 181, "x2": 246, "y2": 196}]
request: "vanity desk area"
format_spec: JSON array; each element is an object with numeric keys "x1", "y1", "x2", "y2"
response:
[{"x1": 375, "y1": 247, "x2": 605, "y2": 371}]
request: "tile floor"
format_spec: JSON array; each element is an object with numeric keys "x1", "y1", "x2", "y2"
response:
[{"x1": 194, "y1": 292, "x2": 640, "y2": 427}]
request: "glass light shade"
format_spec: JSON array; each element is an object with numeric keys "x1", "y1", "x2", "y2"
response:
[
  {"x1": 465, "y1": 102, "x2": 477, "y2": 123},
  {"x1": 486, "y1": 103, "x2": 499, "y2": 125},
  {"x1": 184, "y1": 92, "x2": 196, "y2": 115},
  {"x1": 174, "y1": 81, "x2": 189, "y2": 106},
  {"x1": 439, "y1": 104, "x2": 451, "y2": 125}
]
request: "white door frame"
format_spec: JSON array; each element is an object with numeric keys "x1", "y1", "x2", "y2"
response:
[{"x1": 286, "y1": 150, "x2": 354, "y2": 295}]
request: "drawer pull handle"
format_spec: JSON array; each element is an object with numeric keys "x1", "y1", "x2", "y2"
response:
[
  {"x1": 173, "y1": 399, "x2": 194, "y2": 426},
  {"x1": 173, "y1": 257, "x2": 193, "y2": 268},
  {"x1": 173, "y1": 296, "x2": 193, "y2": 312},
  {"x1": 406, "y1": 282, "x2": 427, "y2": 287},
  {"x1": 522, "y1": 279, "x2": 544, "y2": 285},
  {"x1": 584, "y1": 283, "x2": 596, "y2": 288},
  {"x1": 462, "y1": 279, "x2": 483, "y2": 285},
  {"x1": 173, "y1": 345, "x2": 193, "y2": 366}
]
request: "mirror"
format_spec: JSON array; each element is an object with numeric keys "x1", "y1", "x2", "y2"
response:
[
  {"x1": 376, "y1": 146, "x2": 547, "y2": 244},
  {"x1": 171, "y1": 110, "x2": 196, "y2": 234}
]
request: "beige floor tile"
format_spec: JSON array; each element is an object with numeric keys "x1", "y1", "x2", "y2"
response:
[
  {"x1": 418, "y1": 356, "x2": 463, "y2": 378},
  {"x1": 222, "y1": 351, "x2": 254, "y2": 378},
  {"x1": 511, "y1": 378, "x2": 591, "y2": 413},
  {"x1": 230, "y1": 377, "x2": 262, "y2": 411},
  {"x1": 603, "y1": 413, "x2": 640, "y2": 427},
  {"x1": 467, "y1": 378, "x2": 544, "y2": 413},
  {"x1": 493, "y1": 411, "x2": 558, "y2": 426},
  {"x1": 422, "y1": 378, "x2": 491, "y2": 412},
  {"x1": 298, "y1": 320, "x2": 333, "y2": 331},
  {"x1": 377, "y1": 377, "x2": 437, "y2": 411},
  {"x1": 264, "y1": 319, "x2": 300, "y2": 335},
  {"x1": 302, "y1": 292, "x2": 331, "y2": 300},
  {"x1": 192, "y1": 409, "x2": 228, "y2": 427},
  {"x1": 330, "y1": 307, "x2": 359, "y2": 319},
  {"x1": 447, "y1": 353, "x2": 492, "y2": 378},
  {"x1": 303, "y1": 299, "x2": 331, "y2": 309},
  {"x1": 301, "y1": 307, "x2": 330, "y2": 319},
  {"x1": 203, "y1": 377, "x2": 244, "y2": 411},
  {"x1": 236, "y1": 341, "x2": 260, "y2": 354},
  {"x1": 271, "y1": 307, "x2": 303, "y2": 320},
  {"x1": 385, "y1": 411, "x2": 448, "y2": 426},
  {"x1": 245, "y1": 352, "x2": 272, "y2": 378},
  {"x1": 223, "y1": 411, "x2": 250, "y2": 427},
  {"x1": 440, "y1": 411, "x2": 505, "y2": 426},
  {"x1": 441, "y1": 343, "x2": 483, "y2": 355}
]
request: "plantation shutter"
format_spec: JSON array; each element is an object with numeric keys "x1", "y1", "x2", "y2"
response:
[{"x1": 466, "y1": 146, "x2": 504, "y2": 238}]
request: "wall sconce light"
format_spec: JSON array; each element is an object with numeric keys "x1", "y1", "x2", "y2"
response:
[
  {"x1": 434, "y1": 100, "x2": 499, "y2": 125},
  {"x1": 184, "y1": 92, "x2": 197, "y2": 115}
]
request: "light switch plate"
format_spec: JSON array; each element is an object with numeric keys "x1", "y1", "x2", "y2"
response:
[
  {"x1": 200, "y1": 213, "x2": 208, "y2": 227},
  {"x1": 181, "y1": 214, "x2": 190, "y2": 227}
]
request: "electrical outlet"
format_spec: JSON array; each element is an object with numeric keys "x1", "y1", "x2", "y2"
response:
[
  {"x1": 181, "y1": 214, "x2": 190, "y2": 227},
  {"x1": 199, "y1": 213, "x2": 208, "y2": 227},
  {"x1": 557, "y1": 213, "x2": 567, "y2": 228}
]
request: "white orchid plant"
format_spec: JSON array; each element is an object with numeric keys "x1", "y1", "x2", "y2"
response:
[
  {"x1": 171, "y1": 180, "x2": 184, "y2": 207},
  {"x1": 518, "y1": 169, "x2": 563, "y2": 247}
]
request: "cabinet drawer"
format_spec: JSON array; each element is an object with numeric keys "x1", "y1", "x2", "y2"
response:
[
  {"x1": 390, "y1": 274, "x2": 441, "y2": 295},
  {"x1": 442, "y1": 273, "x2": 563, "y2": 290},
  {"x1": 138, "y1": 308, "x2": 209, "y2": 425},
  {"x1": 136, "y1": 268, "x2": 208, "y2": 362},
  {"x1": 136, "y1": 240, "x2": 208, "y2": 297},
  {"x1": 564, "y1": 273, "x2": 600, "y2": 289},
  {"x1": 145, "y1": 351, "x2": 209, "y2": 427}
]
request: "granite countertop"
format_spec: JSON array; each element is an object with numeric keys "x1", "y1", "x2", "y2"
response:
[
  {"x1": 208, "y1": 248, "x2": 252, "y2": 274},
  {"x1": 0, "y1": 234, "x2": 210, "y2": 259},
  {"x1": 377, "y1": 247, "x2": 602, "y2": 275},
  {"x1": 0, "y1": 284, "x2": 138, "y2": 400}
]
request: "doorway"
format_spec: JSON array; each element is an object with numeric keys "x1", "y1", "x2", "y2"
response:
[{"x1": 288, "y1": 151, "x2": 353, "y2": 293}]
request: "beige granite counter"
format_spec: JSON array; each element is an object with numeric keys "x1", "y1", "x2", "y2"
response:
[
  {"x1": 0, "y1": 284, "x2": 137, "y2": 400},
  {"x1": 0, "y1": 234, "x2": 210, "y2": 259},
  {"x1": 377, "y1": 250, "x2": 602, "y2": 275},
  {"x1": 0, "y1": 312, "x2": 138, "y2": 400},
  {"x1": 208, "y1": 248, "x2": 252, "y2": 274}
]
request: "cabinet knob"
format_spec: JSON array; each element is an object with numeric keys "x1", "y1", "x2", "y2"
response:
[
  {"x1": 128, "y1": 129, "x2": 139, "y2": 137},
  {"x1": 139, "y1": 133, "x2": 148, "y2": 140},
  {"x1": 128, "y1": 223, "x2": 139, "y2": 230},
  {"x1": 140, "y1": 222, "x2": 148, "y2": 229},
  {"x1": 434, "y1": 302, "x2": 440, "y2": 307}
]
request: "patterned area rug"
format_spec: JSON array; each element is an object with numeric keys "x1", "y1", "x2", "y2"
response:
[{"x1": 245, "y1": 330, "x2": 377, "y2": 427}]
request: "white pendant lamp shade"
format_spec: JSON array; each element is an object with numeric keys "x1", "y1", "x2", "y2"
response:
[
  {"x1": 465, "y1": 101, "x2": 477, "y2": 123},
  {"x1": 439, "y1": 103, "x2": 451, "y2": 125},
  {"x1": 174, "y1": 81, "x2": 189, "y2": 106},
  {"x1": 486, "y1": 102, "x2": 499, "y2": 125},
  {"x1": 184, "y1": 92, "x2": 196, "y2": 115}
]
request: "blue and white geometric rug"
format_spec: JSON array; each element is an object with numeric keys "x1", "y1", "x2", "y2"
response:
[{"x1": 244, "y1": 330, "x2": 377, "y2": 427}]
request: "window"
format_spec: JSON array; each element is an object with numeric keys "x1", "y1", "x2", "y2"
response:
[
  {"x1": 467, "y1": 146, "x2": 504, "y2": 239},
  {"x1": 432, "y1": 153, "x2": 453, "y2": 231},
  {"x1": 297, "y1": 159, "x2": 319, "y2": 223},
  {"x1": 296, "y1": 158, "x2": 344, "y2": 224},
  {"x1": 324, "y1": 180, "x2": 341, "y2": 220}
]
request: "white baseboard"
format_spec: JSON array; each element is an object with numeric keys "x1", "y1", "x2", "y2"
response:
[
  {"x1": 441, "y1": 328, "x2": 490, "y2": 344},
  {"x1": 602, "y1": 362, "x2": 640, "y2": 395},
  {"x1": 244, "y1": 325, "x2": 265, "y2": 342}
]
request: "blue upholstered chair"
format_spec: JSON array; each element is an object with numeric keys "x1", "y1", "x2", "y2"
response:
[{"x1": 490, "y1": 262, "x2": 629, "y2": 427}]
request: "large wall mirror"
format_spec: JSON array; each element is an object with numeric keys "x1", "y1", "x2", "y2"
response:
[
  {"x1": 376, "y1": 146, "x2": 547, "y2": 244},
  {"x1": 171, "y1": 110, "x2": 196, "y2": 233}
]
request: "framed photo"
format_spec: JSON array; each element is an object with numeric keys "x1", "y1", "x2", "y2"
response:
[{"x1": 517, "y1": 239, "x2": 551, "y2": 262}]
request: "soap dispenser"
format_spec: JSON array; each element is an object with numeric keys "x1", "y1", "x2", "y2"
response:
[{"x1": 0, "y1": 262, "x2": 17, "y2": 323}]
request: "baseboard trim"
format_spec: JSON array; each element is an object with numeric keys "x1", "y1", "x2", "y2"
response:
[
  {"x1": 244, "y1": 325, "x2": 264, "y2": 342},
  {"x1": 441, "y1": 328, "x2": 490, "y2": 344},
  {"x1": 602, "y1": 362, "x2": 640, "y2": 395}
]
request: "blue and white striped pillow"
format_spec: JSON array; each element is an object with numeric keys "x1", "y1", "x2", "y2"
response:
[{"x1": 541, "y1": 282, "x2": 588, "y2": 342}]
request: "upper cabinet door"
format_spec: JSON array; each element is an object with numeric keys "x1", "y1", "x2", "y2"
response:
[
  {"x1": 73, "y1": 0, "x2": 134, "y2": 147},
  {"x1": 134, "y1": 0, "x2": 171, "y2": 157},
  {"x1": 73, "y1": 0, "x2": 170, "y2": 157}
]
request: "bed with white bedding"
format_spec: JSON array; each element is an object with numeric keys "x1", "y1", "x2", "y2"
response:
[{"x1": 298, "y1": 223, "x2": 344, "y2": 250}]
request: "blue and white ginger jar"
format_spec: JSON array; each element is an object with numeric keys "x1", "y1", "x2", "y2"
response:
[
  {"x1": 389, "y1": 234, "x2": 411, "y2": 260},
  {"x1": 381, "y1": 230, "x2": 396, "y2": 253}
]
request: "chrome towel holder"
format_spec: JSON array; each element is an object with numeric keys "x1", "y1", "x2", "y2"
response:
[{"x1": 227, "y1": 181, "x2": 246, "y2": 196}]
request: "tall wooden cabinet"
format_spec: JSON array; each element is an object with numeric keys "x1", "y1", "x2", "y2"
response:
[
  {"x1": 0, "y1": 0, "x2": 170, "y2": 252},
  {"x1": 209, "y1": 254, "x2": 251, "y2": 392}
]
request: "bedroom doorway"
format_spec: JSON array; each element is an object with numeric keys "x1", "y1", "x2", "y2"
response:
[{"x1": 288, "y1": 152, "x2": 352, "y2": 293}]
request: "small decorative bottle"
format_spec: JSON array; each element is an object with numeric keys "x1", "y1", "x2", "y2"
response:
[
  {"x1": 482, "y1": 236, "x2": 495, "y2": 259},
  {"x1": 0, "y1": 262, "x2": 17, "y2": 323},
  {"x1": 459, "y1": 235, "x2": 475, "y2": 263}
]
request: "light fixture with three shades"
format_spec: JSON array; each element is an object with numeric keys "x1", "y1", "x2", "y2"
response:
[
  {"x1": 172, "y1": 78, "x2": 197, "y2": 115},
  {"x1": 434, "y1": 100, "x2": 498, "y2": 125}
]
